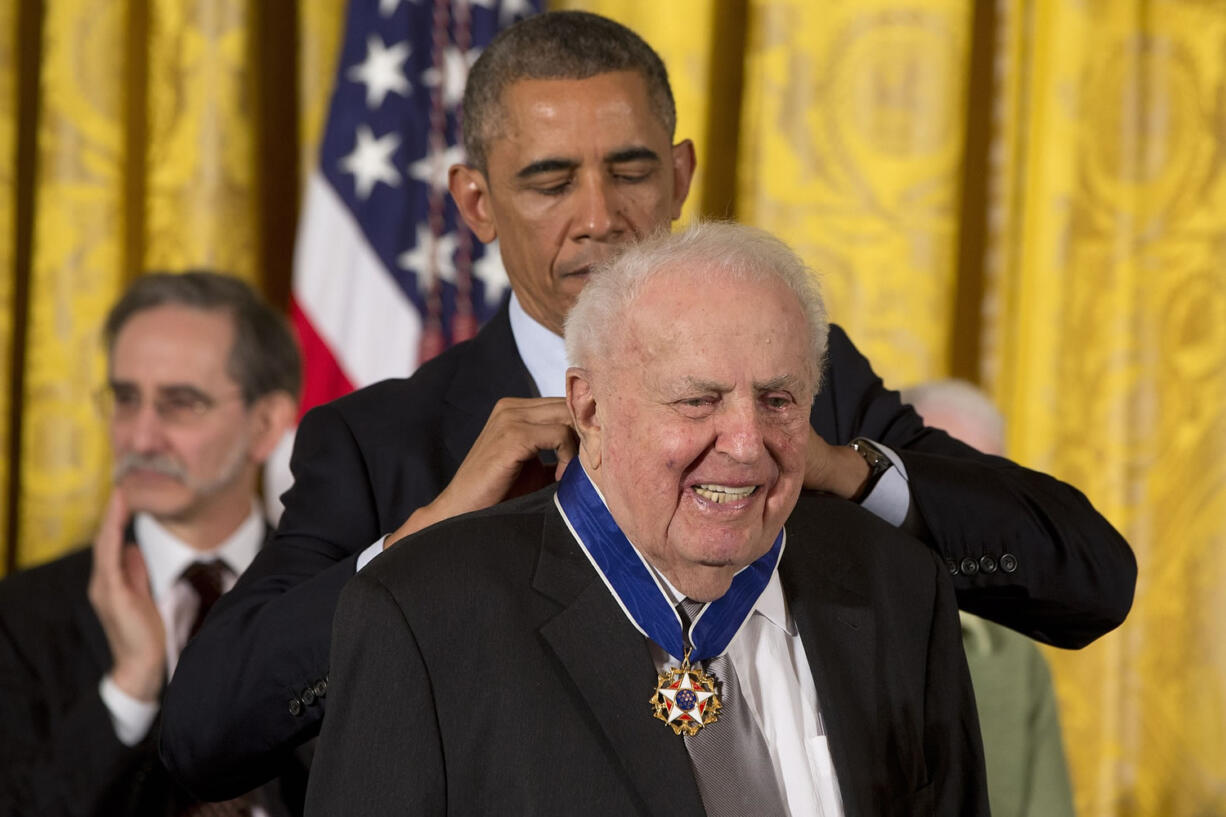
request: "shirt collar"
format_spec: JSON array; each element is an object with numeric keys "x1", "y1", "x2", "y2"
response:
[
  {"x1": 651, "y1": 547, "x2": 795, "y2": 637},
  {"x1": 135, "y1": 502, "x2": 266, "y2": 603},
  {"x1": 508, "y1": 291, "x2": 567, "y2": 398}
]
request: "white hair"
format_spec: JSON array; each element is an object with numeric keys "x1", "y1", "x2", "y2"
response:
[
  {"x1": 564, "y1": 221, "x2": 829, "y2": 395},
  {"x1": 900, "y1": 379, "x2": 1005, "y2": 450}
]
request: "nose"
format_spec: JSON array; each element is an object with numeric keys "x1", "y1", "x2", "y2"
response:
[
  {"x1": 117, "y1": 401, "x2": 168, "y2": 453},
  {"x1": 572, "y1": 175, "x2": 625, "y2": 243},
  {"x1": 713, "y1": 399, "x2": 765, "y2": 464}
]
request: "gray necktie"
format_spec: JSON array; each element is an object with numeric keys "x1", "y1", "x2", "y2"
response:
[{"x1": 677, "y1": 599, "x2": 789, "y2": 816}]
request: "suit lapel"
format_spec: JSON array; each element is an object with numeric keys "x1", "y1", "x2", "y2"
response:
[
  {"x1": 533, "y1": 514, "x2": 706, "y2": 817},
  {"x1": 780, "y1": 524, "x2": 877, "y2": 817},
  {"x1": 442, "y1": 300, "x2": 538, "y2": 471}
]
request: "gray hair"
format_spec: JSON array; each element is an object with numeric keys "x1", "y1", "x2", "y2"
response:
[
  {"x1": 900, "y1": 379, "x2": 1005, "y2": 450},
  {"x1": 104, "y1": 270, "x2": 302, "y2": 403},
  {"x1": 565, "y1": 221, "x2": 829, "y2": 397},
  {"x1": 462, "y1": 11, "x2": 676, "y2": 172}
]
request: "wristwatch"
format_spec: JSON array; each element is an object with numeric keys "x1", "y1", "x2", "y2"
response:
[{"x1": 848, "y1": 438, "x2": 892, "y2": 503}]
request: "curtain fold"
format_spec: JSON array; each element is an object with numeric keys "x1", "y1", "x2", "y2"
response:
[
  {"x1": 738, "y1": 0, "x2": 972, "y2": 387},
  {"x1": 982, "y1": 1, "x2": 1226, "y2": 813},
  {"x1": 0, "y1": 1, "x2": 17, "y2": 574},
  {"x1": 143, "y1": 0, "x2": 259, "y2": 285},
  {"x1": 20, "y1": 0, "x2": 131, "y2": 568}
]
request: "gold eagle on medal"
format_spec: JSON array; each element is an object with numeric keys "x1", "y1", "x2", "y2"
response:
[{"x1": 651, "y1": 655, "x2": 723, "y2": 736}]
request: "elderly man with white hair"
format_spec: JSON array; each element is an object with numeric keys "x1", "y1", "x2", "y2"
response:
[{"x1": 305, "y1": 223, "x2": 989, "y2": 817}]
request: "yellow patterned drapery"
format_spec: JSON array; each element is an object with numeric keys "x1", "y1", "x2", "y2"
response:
[
  {"x1": 983, "y1": 2, "x2": 1226, "y2": 814},
  {"x1": 5, "y1": 0, "x2": 1225, "y2": 813},
  {"x1": 0, "y1": 2, "x2": 18, "y2": 570}
]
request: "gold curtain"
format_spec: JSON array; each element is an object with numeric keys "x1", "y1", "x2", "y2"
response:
[
  {"x1": 0, "y1": 2, "x2": 17, "y2": 570},
  {"x1": 984, "y1": 2, "x2": 1226, "y2": 815}
]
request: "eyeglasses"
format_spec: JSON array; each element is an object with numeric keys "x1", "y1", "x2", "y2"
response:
[{"x1": 96, "y1": 383, "x2": 246, "y2": 427}]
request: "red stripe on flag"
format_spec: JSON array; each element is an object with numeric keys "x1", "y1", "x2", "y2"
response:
[{"x1": 291, "y1": 295, "x2": 356, "y2": 420}]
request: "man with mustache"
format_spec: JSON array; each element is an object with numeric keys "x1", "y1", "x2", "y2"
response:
[
  {"x1": 0, "y1": 272, "x2": 305, "y2": 816},
  {"x1": 165, "y1": 10, "x2": 1134, "y2": 800},
  {"x1": 304, "y1": 222, "x2": 990, "y2": 816}
]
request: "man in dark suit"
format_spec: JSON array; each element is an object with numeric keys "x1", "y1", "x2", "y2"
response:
[
  {"x1": 0, "y1": 272, "x2": 305, "y2": 816},
  {"x1": 305, "y1": 222, "x2": 990, "y2": 816},
  {"x1": 165, "y1": 10, "x2": 1134, "y2": 800}
]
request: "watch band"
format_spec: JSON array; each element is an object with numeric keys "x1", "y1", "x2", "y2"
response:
[{"x1": 848, "y1": 437, "x2": 892, "y2": 503}]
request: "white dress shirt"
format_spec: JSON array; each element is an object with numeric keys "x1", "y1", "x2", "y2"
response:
[
  {"x1": 650, "y1": 566, "x2": 845, "y2": 817},
  {"x1": 99, "y1": 504, "x2": 265, "y2": 746}
]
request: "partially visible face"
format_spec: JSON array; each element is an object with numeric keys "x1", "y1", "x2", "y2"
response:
[
  {"x1": 913, "y1": 404, "x2": 1003, "y2": 456},
  {"x1": 474, "y1": 71, "x2": 692, "y2": 335},
  {"x1": 577, "y1": 267, "x2": 815, "y2": 601},
  {"x1": 108, "y1": 305, "x2": 258, "y2": 525}
]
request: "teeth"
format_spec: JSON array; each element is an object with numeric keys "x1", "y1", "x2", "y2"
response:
[{"x1": 694, "y1": 484, "x2": 758, "y2": 504}]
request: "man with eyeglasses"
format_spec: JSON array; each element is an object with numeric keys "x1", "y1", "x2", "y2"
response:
[{"x1": 0, "y1": 272, "x2": 307, "y2": 816}]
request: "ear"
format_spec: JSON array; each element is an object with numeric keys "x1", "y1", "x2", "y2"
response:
[
  {"x1": 566, "y1": 367, "x2": 602, "y2": 471},
  {"x1": 449, "y1": 164, "x2": 497, "y2": 243},
  {"x1": 245, "y1": 392, "x2": 298, "y2": 465},
  {"x1": 669, "y1": 139, "x2": 697, "y2": 221}
]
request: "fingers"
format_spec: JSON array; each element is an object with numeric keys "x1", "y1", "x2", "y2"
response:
[
  {"x1": 90, "y1": 491, "x2": 131, "y2": 598},
  {"x1": 421, "y1": 398, "x2": 580, "y2": 525}
]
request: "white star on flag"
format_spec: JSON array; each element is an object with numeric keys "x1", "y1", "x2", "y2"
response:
[
  {"x1": 421, "y1": 46, "x2": 479, "y2": 109},
  {"x1": 339, "y1": 125, "x2": 402, "y2": 200},
  {"x1": 347, "y1": 34, "x2": 411, "y2": 109},
  {"x1": 410, "y1": 143, "x2": 466, "y2": 195},
  {"x1": 378, "y1": 0, "x2": 406, "y2": 16},
  {"x1": 398, "y1": 223, "x2": 458, "y2": 288},
  {"x1": 658, "y1": 671, "x2": 715, "y2": 724}
]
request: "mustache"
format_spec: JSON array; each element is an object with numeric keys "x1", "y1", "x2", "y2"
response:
[{"x1": 113, "y1": 453, "x2": 186, "y2": 482}]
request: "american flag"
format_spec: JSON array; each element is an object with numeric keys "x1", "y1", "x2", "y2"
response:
[
  {"x1": 291, "y1": 0, "x2": 541, "y2": 414},
  {"x1": 266, "y1": 0, "x2": 541, "y2": 517}
]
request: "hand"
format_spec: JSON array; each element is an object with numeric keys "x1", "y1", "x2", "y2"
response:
[
  {"x1": 803, "y1": 428, "x2": 871, "y2": 500},
  {"x1": 87, "y1": 491, "x2": 166, "y2": 702},
  {"x1": 385, "y1": 397, "x2": 578, "y2": 548}
]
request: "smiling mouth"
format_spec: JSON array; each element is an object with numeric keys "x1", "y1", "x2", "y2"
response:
[{"x1": 693, "y1": 484, "x2": 759, "y2": 504}]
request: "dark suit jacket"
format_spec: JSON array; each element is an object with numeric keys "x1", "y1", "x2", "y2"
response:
[
  {"x1": 164, "y1": 302, "x2": 1133, "y2": 798},
  {"x1": 0, "y1": 546, "x2": 309, "y2": 817},
  {"x1": 304, "y1": 489, "x2": 990, "y2": 817}
]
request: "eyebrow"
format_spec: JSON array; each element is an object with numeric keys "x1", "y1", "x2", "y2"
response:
[
  {"x1": 606, "y1": 147, "x2": 660, "y2": 165},
  {"x1": 514, "y1": 147, "x2": 661, "y2": 180},
  {"x1": 515, "y1": 158, "x2": 579, "y2": 179},
  {"x1": 754, "y1": 376, "x2": 802, "y2": 392}
]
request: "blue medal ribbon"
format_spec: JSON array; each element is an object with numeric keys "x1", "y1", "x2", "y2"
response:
[{"x1": 554, "y1": 459, "x2": 784, "y2": 662}]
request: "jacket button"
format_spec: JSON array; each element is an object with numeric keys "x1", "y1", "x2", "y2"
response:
[
  {"x1": 314, "y1": 678, "x2": 328, "y2": 698},
  {"x1": 1000, "y1": 553, "x2": 1018, "y2": 573},
  {"x1": 959, "y1": 557, "x2": 980, "y2": 576},
  {"x1": 979, "y1": 555, "x2": 998, "y2": 574},
  {"x1": 288, "y1": 697, "x2": 303, "y2": 717},
  {"x1": 945, "y1": 558, "x2": 959, "y2": 575},
  {"x1": 301, "y1": 687, "x2": 316, "y2": 706}
]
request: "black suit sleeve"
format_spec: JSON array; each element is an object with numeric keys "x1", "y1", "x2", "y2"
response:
[
  {"x1": 163, "y1": 400, "x2": 385, "y2": 800},
  {"x1": 304, "y1": 572, "x2": 446, "y2": 817},
  {"x1": 815, "y1": 325, "x2": 1135, "y2": 648}
]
